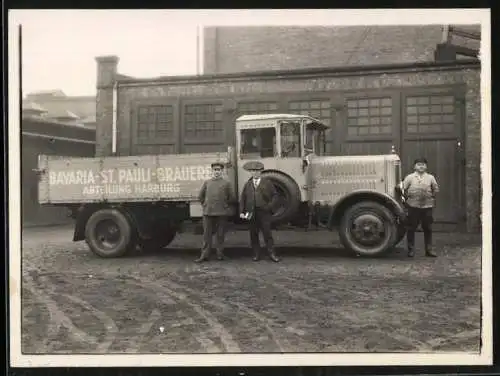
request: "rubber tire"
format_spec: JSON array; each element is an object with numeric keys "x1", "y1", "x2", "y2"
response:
[
  {"x1": 339, "y1": 201, "x2": 398, "y2": 257},
  {"x1": 139, "y1": 230, "x2": 177, "y2": 253},
  {"x1": 85, "y1": 208, "x2": 135, "y2": 258},
  {"x1": 262, "y1": 171, "x2": 301, "y2": 224}
]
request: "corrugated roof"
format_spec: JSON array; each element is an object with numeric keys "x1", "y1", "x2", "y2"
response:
[
  {"x1": 22, "y1": 100, "x2": 48, "y2": 113},
  {"x1": 47, "y1": 108, "x2": 80, "y2": 120},
  {"x1": 26, "y1": 89, "x2": 66, "y2": 98}
]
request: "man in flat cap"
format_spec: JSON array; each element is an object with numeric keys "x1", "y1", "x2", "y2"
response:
[
  {"x1": 195, "y1": 161, "x2": 235, "y2": 263},
  {"x1": 402, "y1": 157, "x2": 439, "y2": 258},
  {"x1": 239, "y1": 161, "x2": 280, "y2": 262}
]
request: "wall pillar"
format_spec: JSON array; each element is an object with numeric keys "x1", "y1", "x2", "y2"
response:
[{"x1": 95, "y1": 55, "x2": 119, "y2": 156}]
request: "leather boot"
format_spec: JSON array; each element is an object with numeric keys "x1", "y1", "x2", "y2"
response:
[
  {"x1": 216, "y1": 249, "x2": 225, "y2": 261},
  {"x1": 252, "y1": 248, "x2": 261, "y2": 262},
  {"x1": 195, "y1": 250, "x2": 210, "y2": 263},
  {"x1": 268, "y1": 248, "x2": 280, "y2": 263},
  {"x1": 425, "y1": 246, "x2": 437, "y2": 257},
  {"x1": 407, "y1": 245, "x2": 415, "y2": 258}
]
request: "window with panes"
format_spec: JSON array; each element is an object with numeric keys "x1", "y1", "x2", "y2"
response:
[
  {"x1": 288, "y1": 100, "x2": 332, "y2": 126},
  {"x1": 137, "y1": 105, "x2": 174, "y2": 139},
  {"x1": 237, "y1": 101, "x2": 279, "y2": 115},
  {"x1": 184, "y1": 103, "x2": 224, "y2": 140},
  {"x1": 405, "y1": 95, "x2": 455, "y2": 134},
  {"x1": 346, "y1": 97, "x2": 393, "y2": 137}
]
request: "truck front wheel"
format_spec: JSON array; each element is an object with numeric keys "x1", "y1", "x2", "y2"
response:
[
  {"x1": 85, "y1": 208, "x2": 136, "y2": 258},
  {"x1": 339, "y1": 201, "x2": 397, "y2": 257}
]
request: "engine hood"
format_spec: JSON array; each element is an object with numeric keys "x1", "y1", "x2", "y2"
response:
[{"x1": 307, "y1": 154, "x2": 399, "y2": 204}]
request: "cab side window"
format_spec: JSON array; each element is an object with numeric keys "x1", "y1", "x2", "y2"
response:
[
  {"x1": 240, "y1": 127, "x2": 276, "y2": 159},
  {"x1": 280, "y1": 122, "x2": 301, "y2": 158}
]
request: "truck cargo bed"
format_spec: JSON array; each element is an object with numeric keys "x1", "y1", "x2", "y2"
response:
[{"x1": 37, "y1": 152, "x2": 233, "y2": 204}]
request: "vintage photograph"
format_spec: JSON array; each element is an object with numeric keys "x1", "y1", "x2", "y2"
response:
[{"x1": 8, "y1": 9, "x2": 491, "y2": 367}]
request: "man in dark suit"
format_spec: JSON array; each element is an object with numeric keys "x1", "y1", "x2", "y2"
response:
[
  {"x1": 239, "y1": 161, "x2": 280, "y2": 263},
  {"x1": 195, "y1": 161, "x2": 234, "y2": 263}
]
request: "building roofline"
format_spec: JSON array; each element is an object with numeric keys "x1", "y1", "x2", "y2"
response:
[
  {"x1": 24, "y1": 95, "x2": 95, "y2": 101},
  {"x1": 117, "y1": 59, "x2": 480, "y2": 87},
  {"x1": 21, "y1": 115, "x2": 96, "y2": 131}
]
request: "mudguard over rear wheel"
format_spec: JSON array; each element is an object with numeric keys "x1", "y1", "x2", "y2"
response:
[
  {"x1": 85, "y1": 208, "x2": 136, "y2": 258},
  {"x1": 339, "y1": 201, "x2": 398, "y2": 257}
]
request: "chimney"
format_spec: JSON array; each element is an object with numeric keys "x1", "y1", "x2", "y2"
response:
[
  {"x1": 96, "y1": 55, "x2": 119, "y2": 88},
  {"x1": 95, "y1": 55, "x2": 119, "y2": 157}
]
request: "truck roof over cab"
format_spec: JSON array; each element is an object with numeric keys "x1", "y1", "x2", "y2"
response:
[{"x1": 236, "y1": 114, "x2": 329, "y2": 131}]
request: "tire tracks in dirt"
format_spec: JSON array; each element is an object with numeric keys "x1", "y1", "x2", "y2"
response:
[
  {"x1": 124, "y1": 273, "x2": 292, "y2": 352},
  {"x1": 23, "y1": 273, "x2": 100, "y2": 351},
  {"x1": 167, "y1": 271, "x2": 292, "y2": 352},
  {"x1": 134, "y1": 286, "x2": 224, "y2": 353},
  {"x1": 58, "y1": 292, "x2": 119, "y2": 352},
  {"x1": 25, "y1": 263, "x2": 120, "y2": 353},
  {"x1": 239, "y1": 269, "x2": 432, "y2": 352},
  {"x1": 122, "y1": 277, "x2": 239, "y2": 352}
]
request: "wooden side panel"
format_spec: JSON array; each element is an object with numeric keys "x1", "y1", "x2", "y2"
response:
[{"x1": 38, "y1": 153, "x2": 233, "y2": 204}]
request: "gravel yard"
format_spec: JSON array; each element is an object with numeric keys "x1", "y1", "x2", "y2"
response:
[{"x1": 20, "y1": 225, "x2": 482, "y2": 354}]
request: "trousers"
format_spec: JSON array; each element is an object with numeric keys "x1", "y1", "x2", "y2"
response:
[
  {"x1": 249, "y1": 209, "x2": 274, "y2": 252},
  {"x1": 406, "y1": 206, "x2": 433, "y2": 248},
  {"x1": 201, "y1": 215, "x2": 227, "y2": 254}
]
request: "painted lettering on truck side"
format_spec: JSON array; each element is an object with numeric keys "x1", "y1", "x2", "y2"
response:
[{"x1": 48, "y1": 165, "x2": 221, "y2": 197}]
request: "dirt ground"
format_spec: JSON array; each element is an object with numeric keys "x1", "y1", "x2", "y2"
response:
[{"x1": 19, "y1": 225, "x2": 482, "y2": 354}]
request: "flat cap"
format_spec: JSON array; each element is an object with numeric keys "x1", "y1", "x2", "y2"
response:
[
  {"x1": 413, "y1": 157, "x2": 428, "y2": 165},
  {"x1": 243, "y1": 161, "x2": 264, "y2": 171},
  {"x1": 211, "y1": 161, "x2": 225, "y2": 169}
]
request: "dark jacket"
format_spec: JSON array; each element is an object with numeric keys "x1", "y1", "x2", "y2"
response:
[
  {"x1": 239, "y1": 177, "x2": 279, "y2": 215},
  {"x1": 198, "y1": 177, "x2": 235, "y2": 216}
]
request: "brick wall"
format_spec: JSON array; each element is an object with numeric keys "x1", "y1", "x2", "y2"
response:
[{"x1": 203, "y1": 25, "x2": 480, "y2": 74}]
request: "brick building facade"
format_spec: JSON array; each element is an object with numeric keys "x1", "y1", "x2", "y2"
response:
[
  {"x1": 203, "y1": 25, "x2": 480, "y2": 74},
  {"x1": 95, "y1": 55, "x2": 481, "y2": 232}
]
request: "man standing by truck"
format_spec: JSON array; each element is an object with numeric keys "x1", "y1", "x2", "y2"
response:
[
  {"x1": 195, "y1": 162, "x2": 234, "y2": 263},
  {"x1": 239, "y1": 161, "x2": 281, "y2": 263},
  {"x1": 403, "y1": 157, "x2": 439, "y2": 258}
]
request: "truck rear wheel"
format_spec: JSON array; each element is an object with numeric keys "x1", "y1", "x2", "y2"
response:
[
  {"x1": 339, "y1": 201, "x2": 397, "y2": 257},
  {"x1": 85, "y1": 208, "x2": 136, "y2": 258},
  {"x1": 139, "y1": 228, "x2": 177, "y2": 253},
  {"x1": 262, "y1": 171, "x2": 301, "y2": 224}
]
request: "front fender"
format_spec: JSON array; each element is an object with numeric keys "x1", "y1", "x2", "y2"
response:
[{"x1": 328, "y1": 190, "x2": 407, "y2": 228}]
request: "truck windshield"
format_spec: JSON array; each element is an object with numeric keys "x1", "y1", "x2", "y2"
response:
[{"x1": 240, "y1": 127, "x2": 276, "y2": 159}]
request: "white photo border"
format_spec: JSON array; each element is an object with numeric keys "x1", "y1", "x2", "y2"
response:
[{"x1": 8, "y1": 8, "x2": 492, "y2": 368}]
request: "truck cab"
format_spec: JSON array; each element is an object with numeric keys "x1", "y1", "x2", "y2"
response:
[{"x1": 235, "y1": 114, "x2": 329, "y2": 207}]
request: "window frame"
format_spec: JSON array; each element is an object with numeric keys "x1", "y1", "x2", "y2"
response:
[
  {"x1": 238, "y1": 126, "x2": 277, "y2": 160},
  {"x1": 181, "y1": 100, "x2": 225, "y2": 145}
]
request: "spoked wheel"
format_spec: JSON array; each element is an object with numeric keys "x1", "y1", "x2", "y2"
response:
[
  {"x1": 339, "y1": 201, "x2": 397, "y2": 257},
  {"x1": 85, "y1": 209, "x2": 136, "y2": 258}
]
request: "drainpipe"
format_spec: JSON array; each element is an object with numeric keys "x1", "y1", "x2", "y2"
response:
[{"x1": 111, "y1": 81, "x2": 118, "y2": 154}]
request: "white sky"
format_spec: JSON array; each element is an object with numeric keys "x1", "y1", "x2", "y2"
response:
[{"x1": 9, "y1": 9, "x2": 490, "y2": 97}]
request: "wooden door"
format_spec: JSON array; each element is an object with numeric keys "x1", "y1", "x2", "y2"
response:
[{"x1": 400, "y1": 90, "x2": 465, "y2": 230}]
